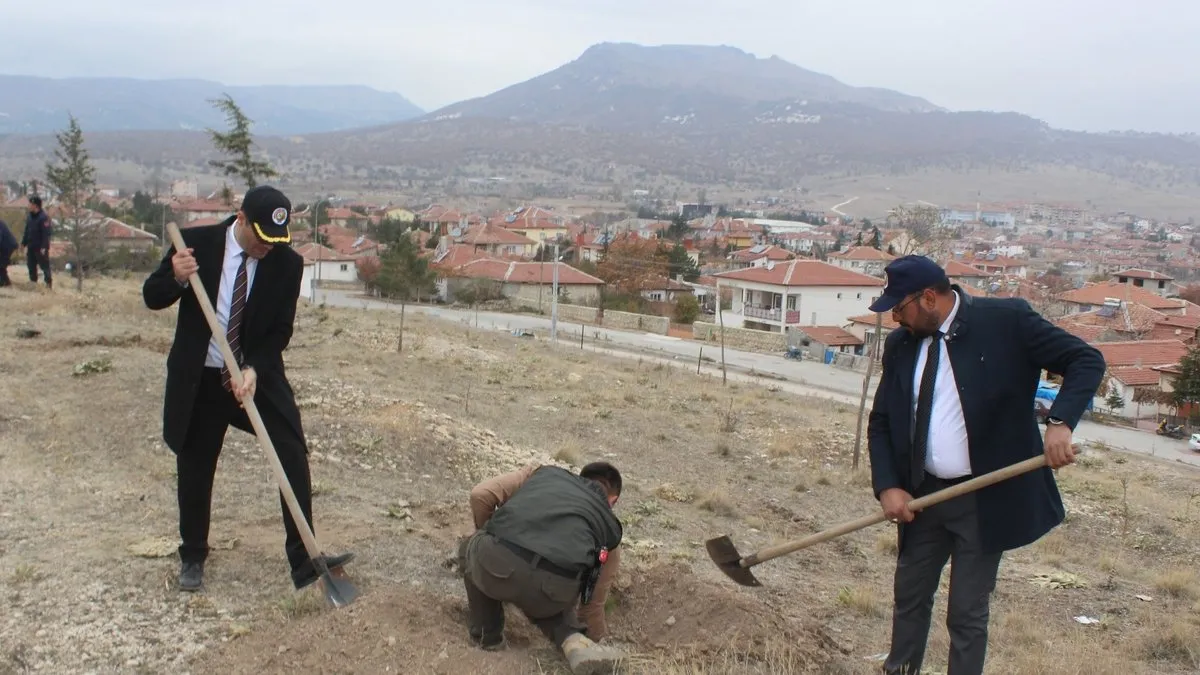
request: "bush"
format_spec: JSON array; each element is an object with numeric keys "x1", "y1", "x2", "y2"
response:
[{"x1": 674, "y1": 294, "x2": 700, "y2": 324}]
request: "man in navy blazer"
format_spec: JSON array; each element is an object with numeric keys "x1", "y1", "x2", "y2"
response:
[{"x1": 866, "y1": 255, "x2": 1104, "y2": 675}]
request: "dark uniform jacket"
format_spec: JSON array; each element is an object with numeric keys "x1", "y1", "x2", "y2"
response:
[
  {"x1": 142, "y1": 216, "x2": 305, "y2": 453},
  {"x1": 484, "y1": 466, "x2": 623, "y2": 573},
  {"x1": 22, "y1": 210, "x2": 51, "y2": 250},
  {"x1": 868, "y1": 288, "x2": 1106, "y2": 554}
]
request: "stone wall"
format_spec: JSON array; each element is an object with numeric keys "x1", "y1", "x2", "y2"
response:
[
  {"x1": 601, "y1": 309, "x2": 670, "y2": 335},
  {"x1": 692, "y1": 322, "x2": 788, "y2": 353},
  {"x1": 555, "y1": 303, "x2": 601, "y2": 324}
]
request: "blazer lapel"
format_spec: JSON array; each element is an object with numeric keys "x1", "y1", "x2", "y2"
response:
[
  {"x1": 944, "y1": 291, "x2": 983, "y2": 439},
  {"x1": 893, "y1": 333, "x2": 918, "y2": 443},
  {"x1": 242, "y1": 247, "x2": 277, "y2": 328},
  {"x1": 199, "y1": 225, "x2": 227, "y2": 309}
]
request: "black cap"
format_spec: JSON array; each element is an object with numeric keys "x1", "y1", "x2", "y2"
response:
[
  {"x1": 240, "y1": 185, "x2": 291, "y2": 244},
  {"x1": 868, "y1": 254, "x2": 948, "y2": 312}
]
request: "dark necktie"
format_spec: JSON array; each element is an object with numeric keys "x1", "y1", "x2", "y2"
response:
[
  {"x1": 221, "y1": 253, "x2": 249, "y2": 392},
  {"x1": 911, "y1": 330, "x2": 944, "y2": 488}
]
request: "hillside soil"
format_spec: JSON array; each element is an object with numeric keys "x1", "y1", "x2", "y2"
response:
[{"x1": 1, "y1": 277, "x2": 1199, "y2": 674}]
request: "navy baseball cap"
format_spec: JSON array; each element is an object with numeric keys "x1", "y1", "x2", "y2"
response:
[
  {"x1": 240, "y1": 185, "x2": 292, "y2": 244},
  {"x1": 868, "y1": 255, "x2": 949, "y2": 312}
]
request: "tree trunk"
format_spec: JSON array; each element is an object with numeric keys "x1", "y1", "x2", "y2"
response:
[{"x1": 397, "y1": 301, "x2": 406, "y2": 352}]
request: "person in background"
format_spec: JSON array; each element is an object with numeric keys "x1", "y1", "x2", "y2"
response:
[
  {"x1": 0, "y1": 218, "x2": 17, "y2": 286},
  {"x1": 21, "y1": 196, "x2": 52, "y2": 288}
]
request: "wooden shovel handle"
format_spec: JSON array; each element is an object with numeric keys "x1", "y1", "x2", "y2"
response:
[
  {"x1": 741, "y1": 455, "x2": 1048, "y2": 568},
  {"x1": 166, "y1": 223, "x2": 324, "y2": 561}
]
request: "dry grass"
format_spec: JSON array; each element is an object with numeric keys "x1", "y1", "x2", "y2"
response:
[
  {"x1": 835, "y1": 585, "x2": 886, "y2": 617},
  {"x1": 5, "y1": 278, "x2": 1200, "y2": 675},
  {"x1": 696, "y1": 488, "x2": 737, "y2": 518},
  {"x1": 1154, "y1": 569, "x2": 1200, "y2": 600}
]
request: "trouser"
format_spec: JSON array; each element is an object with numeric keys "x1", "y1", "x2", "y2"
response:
[
  {"x1": 463, "y1": 530, "x2": 586, "y2": 647},
  {"x1": 26, "y1": 249, "x2": 51, "y2": 286},
  {"x1": 883, "y1": 473, "x2": 1003, "y2": 675},
  {"x1": 176, "y1": 367, "x2": 314, "y2": 574},
  {"x1": 0, "y1": 250, "x2": 11, "y2": 285}
]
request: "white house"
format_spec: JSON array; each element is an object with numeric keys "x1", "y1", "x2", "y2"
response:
[
  {"x1": 296, "y1": 242, "x2": 359, "y2": 301},
  {"x1": 710, "y1": 259, "x2": 885, "y2": 333}
]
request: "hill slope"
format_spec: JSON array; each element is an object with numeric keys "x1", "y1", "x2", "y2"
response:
[
  {"x1": 426, "y1": 42, "x2": 941, "y2": 130},
  {"x1": 0, "y1": 75, "x2": 424, "y2": 135}
]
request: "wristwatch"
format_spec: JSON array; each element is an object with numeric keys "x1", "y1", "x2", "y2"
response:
[{"x1": 1046, "y1": 416, "x2": 1065, "y2": 426}]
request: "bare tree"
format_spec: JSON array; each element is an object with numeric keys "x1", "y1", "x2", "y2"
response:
[
  {"x1": 886, "y1": 204, "x2": 954, "y2": 259},
  {"x1": 45, "y1": 114, "x2": 104, "y2": 291}
]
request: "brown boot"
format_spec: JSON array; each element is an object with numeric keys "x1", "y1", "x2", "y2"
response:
[{"x1": 561, "y1": 633, "x2": 624, "y2": 675}]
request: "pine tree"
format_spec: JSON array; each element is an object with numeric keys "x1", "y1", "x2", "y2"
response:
[
  {"x1": 1171, "y1": 346, "x2": 1200, "y2": 421},
  {"x1": 375, "y1": 235, "x2": 438, "y2": 352},
  {"x1": 206, "y1": 94, "x2": 277, "y2": 203},
  {"x1": 45, "y1": 113, "x2": 101, "y2": 291}
]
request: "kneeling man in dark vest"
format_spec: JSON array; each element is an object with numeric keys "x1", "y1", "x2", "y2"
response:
[{"x1": 463, "y1": 461, "x2": 625, "y2": 674}]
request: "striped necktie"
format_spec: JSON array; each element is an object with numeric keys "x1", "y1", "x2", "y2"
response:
[{"x1": 221, "y1": 252, "x2": 249, "y2": 392}]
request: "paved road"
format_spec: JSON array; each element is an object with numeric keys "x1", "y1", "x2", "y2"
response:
[{"x1": 317, "y1": 290, "x2": 1200, "y2": 469}]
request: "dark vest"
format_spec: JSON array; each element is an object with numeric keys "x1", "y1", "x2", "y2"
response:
[{"x1": 485, "y1": 466, "x2": 623, "y2": 572}]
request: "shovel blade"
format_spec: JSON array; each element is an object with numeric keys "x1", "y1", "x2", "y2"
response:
[
  {"x1": 705, "y1": 535, "x2": 761, "y2": 587},
  {"x1": 319, "y1": 564, "x2": 360, "y2": 608}
]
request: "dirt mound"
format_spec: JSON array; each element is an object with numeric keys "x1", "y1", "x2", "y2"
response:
[
  {"x1": 198, "y1": 586, "x2": 551, "y2": 675},
  {"x1": 610, "y1": 562, "x2": 845, "y2": 671},
  {"x1": 197, "y1": 562, "x2": 846, "y2": 674}
]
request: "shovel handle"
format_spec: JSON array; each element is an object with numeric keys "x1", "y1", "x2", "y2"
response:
[
  {"x1": 165, "y1": 223, "x2": 325, "y2": 562},
  {"x1": 740, "y1": 454, "x2": 1049, "y2": 568}
]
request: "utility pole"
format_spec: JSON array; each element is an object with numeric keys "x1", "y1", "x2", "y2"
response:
[{"x1": 550, "y1": 242, "x2": 560, "y2": 344}]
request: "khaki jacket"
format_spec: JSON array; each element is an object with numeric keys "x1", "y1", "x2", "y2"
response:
[{"x1": 469, "y1": 463, "x2": 621, "y2": 640}]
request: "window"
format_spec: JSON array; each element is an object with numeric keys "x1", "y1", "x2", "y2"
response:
[
  {"x1": 856, "y1": 292, "x2": 862, "y2": 299},
  {"x1": 837, "y1": 292, "x2": 842, "y2": 299},
  {"x1": 340, "y1": 264, "x2": 348, "y2": 272}
]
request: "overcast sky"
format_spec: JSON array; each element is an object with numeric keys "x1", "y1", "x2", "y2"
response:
[{"x1": 9, "y1": 0, "x2": 1197, "y2": 134}]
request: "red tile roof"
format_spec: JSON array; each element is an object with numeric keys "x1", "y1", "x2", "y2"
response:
[
  {"x1": 459, "y1": 222, "x2": 537, "y2": 246},
  {"x1": 295, "y1": 242, "x2": 355, "y2": 262},
  {"x1": 712, "y1": 259, "x2": 885, "y2": 288},
  {"x1": 798, "y1": 326, "x2": 864, "y2": 346},
  {"x1": 1091, "y1": 340, "x2": 1189, "y2": 368},
  {"x1": 1112, "y1": 268, "x2": 1173, "y2": 281},
  {"x1": 454, "y1": 259, "x2": 603, "y2": 285},
  {"x1": 1058, "y1": 281, "x2": 1184, "y2": 311},
  {"x1": 830, "y1": 246, "x2": 895, "y2": 262},
  {"x1": 847, "y1": 313, "x2": 900, "y2": 330},
  {"x1": 729, "y1": 244, "x2": 795, "y2": 263},
  {"x1": 944, "y1": 260, "x2": 992, "y2": 278},
  {"x1": 1109, "y1": 367, "x2": 1163, "y2": 386}
]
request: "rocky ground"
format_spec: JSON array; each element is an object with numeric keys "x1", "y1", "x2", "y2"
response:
[{"x1": 1, "y1": 277, "x2": 1198, "y2": 674}]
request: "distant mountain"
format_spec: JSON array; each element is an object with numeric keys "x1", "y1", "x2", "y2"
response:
[
  {"x1": 0, "y1": 76, "x2": 424, "y2": 135},
  {"x1": 424, "y1": 43, "x2": 942, "y2": 130},
  {"x1": 1, "y1": 43, "x2": 1198, "y2": 218}
]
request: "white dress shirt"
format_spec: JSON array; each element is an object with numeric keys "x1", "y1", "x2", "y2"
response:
[
  {"x1": 205, "y1": 226, "x2": 259, "y2": 368},
  {"x1": 911, "y1": 290, "x2": 972, "y2": 478}
]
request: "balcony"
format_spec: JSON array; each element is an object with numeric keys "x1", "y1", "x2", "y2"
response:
[{"x1": 743, "y1": 306, "x2": 800, "y2": 324}]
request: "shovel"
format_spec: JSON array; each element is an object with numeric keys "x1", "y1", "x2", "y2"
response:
[
  {"x1": 166, "y1": 223, "x2": 359, "y2": 608},
  {"x1": 706, "y1": 454, "x2": 1049, "y2": 586}
]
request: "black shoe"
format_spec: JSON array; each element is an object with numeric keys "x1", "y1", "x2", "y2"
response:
[
  {"x1": 291, "y1": 552, "x2": 355, "y2": 589},
  {"x1": 179, "y1": 561, "x2": 204, "y2": 592}
]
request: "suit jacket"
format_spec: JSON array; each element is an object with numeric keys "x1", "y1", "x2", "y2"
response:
[
  {"x1": 867, "y1": 286, "x2": 1106, "y2": 554},
  {"x1": 142, "y1": 217, "x2": 306, "y2": 453}
]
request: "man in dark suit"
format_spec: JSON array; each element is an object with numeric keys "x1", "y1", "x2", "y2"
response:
[
  {"x1": 143, "y1": 185, "x2": 352, "y2": 592},
  {"x1": 866, "y1": 255, "x2": 1105, "y2": 675},
  {"x1": 0, "y1": 218, "x2": 17, "y2": 286}
]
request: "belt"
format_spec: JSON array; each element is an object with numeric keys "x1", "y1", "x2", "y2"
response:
[
  {"x1": 924, "y1": 471, "x2": 974, "y2": 486},
  {"x1": 497, "y1": 539, "x2": 585, "y2": 580}
]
